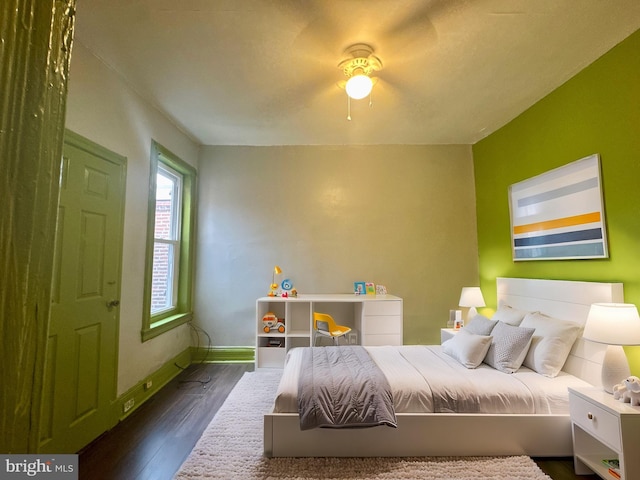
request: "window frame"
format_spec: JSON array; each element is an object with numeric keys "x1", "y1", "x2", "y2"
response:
[{"x1": 142, "y1": 141, "x2": 197, "y2": 342}]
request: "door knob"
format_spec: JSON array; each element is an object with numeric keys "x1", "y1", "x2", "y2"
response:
[{"x1": 106, "y1": 299, "x2": 120, "y2": 310}]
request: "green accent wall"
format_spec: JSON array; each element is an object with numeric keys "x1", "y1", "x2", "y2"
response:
[{"x1": 473, "y1": 28, "x2": 640, "y2": 374}]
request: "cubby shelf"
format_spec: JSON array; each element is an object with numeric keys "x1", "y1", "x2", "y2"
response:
[{"x1": 255, "y1": 294, "x2": 403, "y2": 368}]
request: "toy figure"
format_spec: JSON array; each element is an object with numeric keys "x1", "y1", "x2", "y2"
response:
[
  {"x1": 626, "y1": 376, "x2": 640, "y2": 406},
  {"x1": 262, "y1": 312, "x2": 285, "y2": 333},
  {"x1": 612, "y1": 375, "x2": 640, "y2": 406}
]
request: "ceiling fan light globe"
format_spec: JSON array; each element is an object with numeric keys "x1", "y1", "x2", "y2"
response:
[{"x1": 345, "y1": 74, "x2": 373, "y2": 100}]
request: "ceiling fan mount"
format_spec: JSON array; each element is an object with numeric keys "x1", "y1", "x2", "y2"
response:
[{"x1": 338, "y1": 43, "x2": 382, "y2": 78}]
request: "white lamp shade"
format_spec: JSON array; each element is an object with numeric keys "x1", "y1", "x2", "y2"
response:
[
  {"x1": 345, "y1": 74, "x2": 373, "y2": 99},
  {"x1": 583, "y1": 303, "x2": 640, "y2": 346},
  {"x1": 459, "y1": 287, "x2": 486, "y2": 308}
]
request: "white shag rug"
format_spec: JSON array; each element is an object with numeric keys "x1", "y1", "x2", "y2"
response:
[{"x1": 174, "y1": 371, "x2": 551, "y2": 480}]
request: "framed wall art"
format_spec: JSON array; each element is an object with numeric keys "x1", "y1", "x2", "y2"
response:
[{"x1": 508, "y1": 154, "x2": 608, "y2": 261}]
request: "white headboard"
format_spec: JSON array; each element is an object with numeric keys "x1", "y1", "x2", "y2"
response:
[{"x1": 496, "y1": 277, "x2": 624, "y2": 387}]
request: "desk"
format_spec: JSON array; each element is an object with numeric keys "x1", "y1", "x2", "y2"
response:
[{"x1": 255, "y1": 294, "x2": 403, "y2": 368}]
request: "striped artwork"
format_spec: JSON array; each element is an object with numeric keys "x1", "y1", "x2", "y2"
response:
[{"x1": 509, "y1": 154, "x2": 608, "y2": 261}]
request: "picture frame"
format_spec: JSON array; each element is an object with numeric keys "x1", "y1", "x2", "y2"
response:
[
  {"x1": 376, "y1": 284, "x2": 388, "y2": 295},
  {"x1": 365, "y1": 282, "x2": 376, "y2": 295},
  {"x1": 508, "y1": 154, "x2": 608, "y2": 261},
  {"x1": 353, "y1": 282, "x2": 366, "y2": 295}
]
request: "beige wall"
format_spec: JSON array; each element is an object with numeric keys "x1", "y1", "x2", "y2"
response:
[
  {"x1": 64, "y1": 41, "x2": 480, "y2": 389},
  {"x1": 65, "y1": 42, "x2": 199, "y2": 395},
  {"x1": 195, "y1": 145, "x2": 479, "y2": 346}
]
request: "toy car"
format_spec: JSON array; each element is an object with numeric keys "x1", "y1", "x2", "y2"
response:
[{"x1": 262, "y1": 312, "x2": 285, "y2": 333}]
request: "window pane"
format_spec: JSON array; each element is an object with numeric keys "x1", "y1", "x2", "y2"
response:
[
  {"x1": 155, "y1": 170, "x2": 176, "y2": 240},
  {"x1": 151, "y1": 242, "x2": 174, "y2": 313}
]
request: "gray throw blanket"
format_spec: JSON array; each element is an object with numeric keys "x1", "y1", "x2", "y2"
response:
[{"x1": 297, "y1": 346, "x2": 397, "y2": 430}]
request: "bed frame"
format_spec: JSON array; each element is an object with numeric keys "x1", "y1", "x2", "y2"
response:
[{"x1": 263, "y1": 277, "x2": 623, "y2": 457}]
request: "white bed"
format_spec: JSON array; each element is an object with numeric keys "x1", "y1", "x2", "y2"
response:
[
  {"x1": 275, "y1": 345, "x2": 592, "y2": 416},
  {"x1": 263, "y1": 277, "x2": 623, "y2": 457}
]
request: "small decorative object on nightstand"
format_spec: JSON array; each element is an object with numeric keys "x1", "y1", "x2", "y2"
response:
[
  {"x1": 447, "y1": 310, "x2": 456, "y2": 328},
  {"x1": 569, "y1": 387, "x2": 640, "y2": 479}
]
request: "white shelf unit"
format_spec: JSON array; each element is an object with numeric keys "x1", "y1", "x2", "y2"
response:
[
  {"x1": 256, "y1": 298, "x2": 311, "y2": 368},
  {"x1": 255, "y1": 294, "x2": 403, "y2": 368},
  {"x1": 569, "y1": 387, "x2": 640, "y2": 480}
]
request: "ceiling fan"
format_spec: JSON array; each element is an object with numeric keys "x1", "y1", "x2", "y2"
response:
[{"x1": 273, "y1": 0, "x2": 459, "y2": 117}]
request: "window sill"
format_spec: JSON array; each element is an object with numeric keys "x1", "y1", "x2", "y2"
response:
[{"x1": 142, "y1": 311, "x2": 192, "y2": 342}]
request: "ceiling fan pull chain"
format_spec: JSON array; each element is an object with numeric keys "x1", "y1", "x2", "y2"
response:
[
  {"x1": 369, "y1": 91, "x2": 373, "y2": 108},
  {"x1": 347, "y1": 94, "x2": 352, "y2": 121}
]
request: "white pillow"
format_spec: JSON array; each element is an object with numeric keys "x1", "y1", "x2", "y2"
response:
[
  {"x1": 491, "y1": 304, "x2": 529, "y2": 326},
  {"x1": 519, "y1": 312, "x2": 582, "y2": 377},
  {"x1": 465, "y1": 314, "x2": 498, "y2": 335},
  {"x1": 442, "y1": 329, "x2": 493, "y2": 369},
  {"x1": 483, "y1": 321, "x2": 535, "y2": 374}
]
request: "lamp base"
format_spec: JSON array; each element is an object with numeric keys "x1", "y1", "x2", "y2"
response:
[
  {"x1": 467, "y1": 307, "x2": 478, "y2": 323},
  {"x1": 601, "y1": 345, "x2": 631, "y2": 394}
]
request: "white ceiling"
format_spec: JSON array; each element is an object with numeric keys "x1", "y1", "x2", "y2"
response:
[{"x1": 74, "y1": 0, "x2": 640, "y2": 146}]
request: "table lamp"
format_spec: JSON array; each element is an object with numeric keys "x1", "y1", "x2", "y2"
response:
[
  {"x1": 268, "y1": 265, "x2": 282, "y2": 297},
  {"x1": 459, "y1": 287, "x2": 486, "y2": 324},
  {"x1": 583, "y1": 302, "x2": 640, "y2": 393}
]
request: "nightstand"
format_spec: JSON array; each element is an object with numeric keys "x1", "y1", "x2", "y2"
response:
[
  {"x1": 440, "y1": 328, "x2": 459, "y2": 343},
  {"x1": 569, "y1": 387, "x2": 640, "y2": 480}
]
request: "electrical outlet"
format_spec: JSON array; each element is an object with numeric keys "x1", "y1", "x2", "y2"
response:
[
  {"x1": 144, "y1": 379, "x2": 153, "y2": 390},
  {"x1": 123, "y1": 399, "x2": 135, "y2": 413}
]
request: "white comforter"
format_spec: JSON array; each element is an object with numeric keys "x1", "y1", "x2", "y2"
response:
[{"x1": 273, "y1": 345, "x2": 592, "y2": 415}]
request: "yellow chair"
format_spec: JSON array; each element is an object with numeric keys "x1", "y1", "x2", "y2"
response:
[{"x1": 313, "y1": 312, "x2": 352, "y2": 346}]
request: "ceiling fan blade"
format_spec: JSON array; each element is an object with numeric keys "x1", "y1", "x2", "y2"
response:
[
  {"x1": 257, "y1": 70, "x2": 339, "y2": 116},
  {"x1": 276, "y1": 0, "x2": 347, "y2": 61},
  {"x1": 378, "y1": 0, "x2": 464, "y2": 61}
]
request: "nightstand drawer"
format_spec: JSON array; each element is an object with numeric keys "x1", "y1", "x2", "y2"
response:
[{"x1": 570, "y1": 395, "x2": 621, "y2": 451}]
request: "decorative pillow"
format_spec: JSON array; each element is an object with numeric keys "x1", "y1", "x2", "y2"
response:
[
  {"x1": 442, "y1": 329, "x2": 493, "y2": 369},
  {"x1": 483, "y1": 321, "x2": 535, "y2": 374},
  {"x1": 491, "y1": 304, "x2": 529, "y2": 326},
  {"x1": 519, "y1": 312, "x2": 582, "y2": 377},
  {"x1": 464, "y1": 314, "x2": 498, "y2": 335}
]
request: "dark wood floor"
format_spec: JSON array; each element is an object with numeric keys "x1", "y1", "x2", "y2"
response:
[
  {"x1": 78, "y1": 363, "x2": 254, "y2": 480},
  {"x1": 78, "y1": 363, "x2": 597, "y2": 480}
]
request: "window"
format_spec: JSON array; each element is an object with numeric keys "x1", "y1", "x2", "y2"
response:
[
  {"x1": 151, "y1": 164, "x2": 182, "y2": 314},
  {"x1": 142, "y1": 141, "x2": 197, "y2": 341}
]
